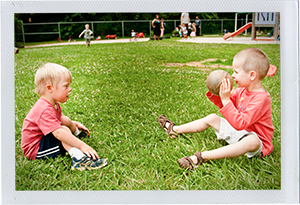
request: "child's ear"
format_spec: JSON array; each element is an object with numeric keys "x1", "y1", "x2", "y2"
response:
[
  {"x1": 249, "y1": 71, "x2": 257, "y2": 81},
  {"x1": 45, "y1": 83, "x2": 53, "y2": 93}
]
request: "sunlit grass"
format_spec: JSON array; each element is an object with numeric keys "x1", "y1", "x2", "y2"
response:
[{"x1": 15, "y1": 40, "x2": 281, "y2": 190}]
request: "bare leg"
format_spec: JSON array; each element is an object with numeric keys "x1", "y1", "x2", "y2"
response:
[
  {"x1": 163, "y1": 114, "x2": 221, "y2": 138},
  {"x1": 59, "y1": 126, "x2": 74, "y2": 152},
  {"x1": 61, "y1": 116, "x2": 77, "y2": 134},
  {"x1": 189, "y1": 134, "x2": 261, "y2": 164}
]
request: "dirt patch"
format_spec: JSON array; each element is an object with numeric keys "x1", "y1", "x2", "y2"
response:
[{"x1": 164, "y1": 58, "x2": 232, "y2": 71}]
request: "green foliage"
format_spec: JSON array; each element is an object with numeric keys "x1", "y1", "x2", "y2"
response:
[
  {"x1": 14, "y1": 14, "x2": 24, "y2": 45},
  {"x1": 199, "y1": 13, "x2": 219, "y2": 19},
  {"x1": 172, "y1": 30, "x2": 179, "y2": 35},
  {"x1": 15, "y1": 40, "x2": 280, "y2": 190},
  {"x1": 16, "y1": 13, "x2": 222, "y2": 23}
]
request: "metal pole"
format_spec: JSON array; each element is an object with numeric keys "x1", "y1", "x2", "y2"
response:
[
  {"x1": 58, "y1": 22, "x2": 61, "y2": 39},
  {"x1": 21, "y1": 20, "x2": 25, "y2": 45},
  {"x1": 235, "y1": 13, "x2": 238, "y2": 31},
  {"x1": 91, "y1": 22, "x2": 94, "y2": 33},
  {"x1": 251, "y1": 12, "x2": 256, "y2": 40},
  {"x1": 221, "y1": 19, "x2": 223, "y2": 35},
  {"x1": 245, "y1": 14, "x2": 248, "y2": 35},
  {"x1": 174, "y1": 20, "x2": 176, "y2": 31},
  {"x1": 149, "y1": 21, "x2": 151, "y2": 38},
  {"x1": 274, "y1": 12, "x2": 279, "y2": 40},
  {"x1": 122, "y1": 21, "x2": 124, "y2": 38}
]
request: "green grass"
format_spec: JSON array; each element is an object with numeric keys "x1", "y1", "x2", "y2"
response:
[
  {"x1": 15, "y1": 39, "x2": 281, "y2": 190},
  {"x1": 19, "y1": 37, "x2": 138, "y2": 46}
]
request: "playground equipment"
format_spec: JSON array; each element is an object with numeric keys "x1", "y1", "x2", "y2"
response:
[
  {"x1": 106, "y1": 34, "x2": 117, "y2": 39},
  {"x1": 136, "y1": 32, "x2": 145, "y2": 38},
  {"x1": 223, "y1": 22, "x2": 252, "y2": 40},
  {"x1": 223, "y1": 12, "x2": 280, "y2": 41},
  {"x1": 251, "y1": 12, "x2": 280, "y2": 40}
]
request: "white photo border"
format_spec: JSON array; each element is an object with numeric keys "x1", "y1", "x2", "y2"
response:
[{"x1": 2, "y1": 0, "x2": 299, "y2": 203}]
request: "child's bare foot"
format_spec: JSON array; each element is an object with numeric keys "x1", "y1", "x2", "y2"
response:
[{"x1": 158, "y1": 115, "x2": 178, "y2": 138}]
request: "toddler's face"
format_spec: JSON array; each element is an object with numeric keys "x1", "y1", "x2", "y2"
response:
[
  {"x1": 52, "y1": 78, "x2": 72, "y2": 103},
  {"x1": 232, "y1": 58, "x2": 251, "y2": 88},
  {"x1": 85, "y1": 25, "x2": 89, "y2": 29}
]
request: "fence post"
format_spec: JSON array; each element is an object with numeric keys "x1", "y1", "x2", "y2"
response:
[
  {"x1": 21, "y1": 20, "x2": 25, "y2": 45},
  {"x1": 235, "y1": 13, "x2": 238, "y2": 31},
  {"x1": 245, "y1": 14, "x2": 248, "y2": 35},
  {"x1": 91, "y1": 22, "x2": 94, "y2": 34},
  {"x1": 221, "y1": 19, "x2": 223, "y2": 34},
  {"x1": 149, "y1": 21, "x2": 151, "y2": 38},
  {"x1": 122, "y1": 21, "x2": 124, "y2": 38},
  {"x1": 58, "y1": 22, "x2": 61, "y2": 39}
]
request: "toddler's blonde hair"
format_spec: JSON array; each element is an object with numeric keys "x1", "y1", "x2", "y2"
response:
[
  {"x1": 34, "y1": 63, "x2": 72, "y2": 95},
  {"x1": 234, "y1": 47, "x2": 270, "y2": 80}
]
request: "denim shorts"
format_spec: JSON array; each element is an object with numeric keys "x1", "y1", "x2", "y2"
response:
[
  {"x1": 36, "y1": 132, "x2": 66, "y2": 160},
  {"x1": 215, "y1": 118, "x2": 263, "y2": 158}
]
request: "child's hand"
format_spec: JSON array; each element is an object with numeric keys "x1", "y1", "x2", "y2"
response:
[
  {"x1": 75, "y1": 122, "x2": 90, "y2": 135},
  {"x1": 80, "y1": 144, "x2": 99, "y2": 160},
  {"x1": 220, "y1": 78, "x2": 234, "y2": 106}
]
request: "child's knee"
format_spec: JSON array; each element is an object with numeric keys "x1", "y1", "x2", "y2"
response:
[
  {"x1": 207, "y1": 113, "x2": 219, "y2": 120},
  {"x1": 206, "y1": 114, "x2": 221, "y2": 124},
  {"x1": 60, "y1": 125, "x2": 72, "y2": 133},
  {"x1": 205, "y1": 114, "x2": 221, "y2": 131},
  {"x1": 241, "y1": 134, "x2": 261, "y2": 151}
]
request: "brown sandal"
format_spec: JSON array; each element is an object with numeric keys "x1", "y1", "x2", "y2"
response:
[
  {"x1": 158, "y1": 114, "x2": 178, "y2": 138},
  {"x1": 177, "y1": 151, "x2": 204, "y2": 170}
]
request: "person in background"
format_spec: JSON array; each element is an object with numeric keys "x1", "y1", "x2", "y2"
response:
[
  {"x1": 181, "y1": 12, "x2": 190, "y2": 26},
  {"x1": 182, "y1": 23, "x2": 188, "y2": 40},
  {"x1": 160, "y1": 18, "x2": 165, "y2": 38},
  {"x1": 79, "y1": 24, "x2": 93, "y2": 47},
  {"x1": 130, "y1": 30, "x2": 137, "y2": 41},
  {"x1": 195, "y1": 16, "x2": 202, "y2": 36},
  {"x1": 152, "y1": 14, "x2": 161, "y2": 41},
  {"x1": 190, "y1": 22, "x2": 196, "y2": 38}
]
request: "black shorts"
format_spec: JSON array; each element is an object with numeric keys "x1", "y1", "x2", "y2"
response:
[{"x1": 36, "y1": 133, "x2": 66, "y2": 160}]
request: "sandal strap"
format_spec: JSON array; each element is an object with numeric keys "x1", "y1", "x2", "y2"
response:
[
  {"x1": 185, "y1": 157, "x2": 195, "y2": 170},
  {"x1": 158, "y1": 114, "x2": 167, "y2": 128},
  {"x1": 194, "y1": 151, "x2": 204, "y2": 165},
  {"x1": 166, "y1": 120, "x2": 178, "y2": 137}
]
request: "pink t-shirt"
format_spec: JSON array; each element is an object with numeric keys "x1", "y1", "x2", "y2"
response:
[
  {"x1": 206, "y1": 87, "x2": 274, "y2": 157},
  {"x1": 21, "y1": 98, "x2": 62, "y2": 160}
]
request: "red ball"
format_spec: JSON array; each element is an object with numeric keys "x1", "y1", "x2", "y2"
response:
[{"x1": 206, "y1": 70, "x2": 233, "y2": 96}]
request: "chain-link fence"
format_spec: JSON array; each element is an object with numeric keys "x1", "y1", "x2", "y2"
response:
[{"x1": 15, "y1": 19, "x2": 254, "y2": 45}]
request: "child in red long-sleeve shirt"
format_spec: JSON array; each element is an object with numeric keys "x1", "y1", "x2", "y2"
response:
[{"x1": 158, "y1": 47, "x2": 274, "y2": 170}]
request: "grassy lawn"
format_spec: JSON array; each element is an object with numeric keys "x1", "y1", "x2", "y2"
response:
[
  {"x1": 19, "y1": 37, "x2": 136, "y2": 46},
  {"x1": 15, "y1": 39, "x2": 280, "y2": 190}
]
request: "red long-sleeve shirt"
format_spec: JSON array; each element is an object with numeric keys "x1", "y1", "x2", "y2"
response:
[{"x1": 206, "y1": 87, "x2": 274, "y2": 157}]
